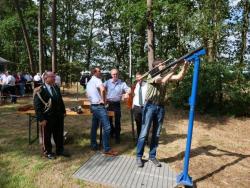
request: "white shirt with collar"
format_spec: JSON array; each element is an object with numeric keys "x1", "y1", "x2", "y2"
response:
[
  {"x1": 86, "y1": 75, "x2": 103, "y2": 104},
  {"x1": 133, "y1": 81, "x2": 147, "y2": 107},
  {"x1": 44, "y1": 83, "x2": 53, "y2": 96}
]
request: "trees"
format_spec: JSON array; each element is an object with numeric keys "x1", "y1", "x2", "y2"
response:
[
  {"x1": 239, "y1": 0, "x2": 250, "y2": 66},
  {"x1": 0, "y1": 0, "x2": 249, "y2": 115},
  {"x1": 38, "y1": 0, "x2": 44, "y2": 74},
  {"x1": 146, "y1": 0, "x2": 154, "y2": 70},
  {"x1": 13, "y1": 0, "x2": 35, "y2": 73},
  {"x1": 51, "y1": 0, "x2": 57, "y2": 72}
]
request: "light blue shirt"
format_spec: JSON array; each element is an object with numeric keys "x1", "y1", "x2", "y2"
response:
[
  {"x1": 104, "y1": 79, "x2": 130, "y2": 102},
  {"x1": 86, "y1": 76, "x2": 103, "y2": 104}
]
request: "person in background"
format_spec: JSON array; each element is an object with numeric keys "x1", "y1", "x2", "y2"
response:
[
  {"x1": 2, "y1": 71, "x2": 16, "y2": 103},
  {"x1": 16, "y1": 72, "x2": 26, "y2": 96},
  {"x1": 55, "y1": 73, "x2": 61, "y2": 87},
  {"x1": 0, "y1": 72, "x2": 5, "y2": 92},
  {"x1": 104, "y1": 68, "x2": 131, "y2": 144},
  {"x1": 34, "y1": 73, "x2": 42, "y2": 88},
  {"x1": 24, "y1": 72, "x2": 33, "y2": 93},
  {"x1": 136, "y1": 59, "x2": 189, "y2": 168},
  {"x1": 80, "y1": 71, "x2": 91, "y2": 90},
  {"x1": 86, "y1": 67, "x2": 118, "y2": 156}
]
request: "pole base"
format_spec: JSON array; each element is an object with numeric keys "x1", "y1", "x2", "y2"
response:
[{"x1": 176, "y1": 172, "x2": 193, "y2": 187}]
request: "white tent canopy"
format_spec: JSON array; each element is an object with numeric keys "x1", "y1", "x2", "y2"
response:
[{"x1": 0, "y1": 57, "x2": 11, "y2": 64}]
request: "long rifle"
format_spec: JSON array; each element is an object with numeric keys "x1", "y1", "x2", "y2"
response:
[{"x1": 142, "y1": 46, "x2": 205, "y2": 79}]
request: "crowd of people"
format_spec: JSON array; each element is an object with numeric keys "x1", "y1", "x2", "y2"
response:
[
  {"x1": 0, "y1": 71, "x2": 61, "y2": 103},
  {"x1": 84, "y1": 59, "x2": 189, "y2": 168},
  {"x1": 32, "y1": 60, "x2": 189, "y2": 169}
]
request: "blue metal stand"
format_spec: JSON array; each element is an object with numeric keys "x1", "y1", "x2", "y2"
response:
[{"x1": 176, "y1": 48, "x2": 206, "y2": 187}]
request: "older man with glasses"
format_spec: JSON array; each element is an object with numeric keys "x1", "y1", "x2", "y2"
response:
[
  {"x1": 104, "y1": 68, "x2": 131, "y2": 144},
  {"x1": 34, "y1": 71, "x2": 69, "y2": 159}
]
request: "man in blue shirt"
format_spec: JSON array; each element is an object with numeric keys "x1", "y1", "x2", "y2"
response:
[{"x1": 104, "y1": 68, "x2": 131, "y2": 143}]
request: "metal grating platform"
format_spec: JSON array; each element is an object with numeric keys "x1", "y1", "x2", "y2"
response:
[{"x1": 73, "y1": 152, "x2": 177, "y2": 188}]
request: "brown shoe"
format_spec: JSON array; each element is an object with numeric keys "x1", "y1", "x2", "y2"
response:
[{"x1": 103, "y1": 149, "x2": 118, "y2": 156}]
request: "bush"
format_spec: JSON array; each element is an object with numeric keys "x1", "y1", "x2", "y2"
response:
[{"x1": 170, "y1": 61, "x2": 250, "y2": 116}]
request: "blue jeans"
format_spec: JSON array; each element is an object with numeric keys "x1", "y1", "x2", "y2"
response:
[
  {"x1": 136, "y1": 102, "x2": 165, "y2": 159},
  {"x1": 90, "y1": 105, "x2": 111, "y2": 152}
]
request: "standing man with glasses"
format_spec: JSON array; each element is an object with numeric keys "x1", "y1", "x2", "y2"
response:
[
  {"x1": 86, "y1": 67, "x2": 118, "y2": 156},
  {"x1": 136, "y1": 59, "x2": 189, "y2": 168},
  {"x1": 34, "y1": 71, "x2": 69, "y2": 159},
  {"x1": 104, "y1": 68, "x2": 131, "y2": 144}
]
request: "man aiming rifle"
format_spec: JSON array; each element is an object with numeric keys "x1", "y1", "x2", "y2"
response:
[{"x1": 136, "y1": 58, "x2": 189, "y2": 167}]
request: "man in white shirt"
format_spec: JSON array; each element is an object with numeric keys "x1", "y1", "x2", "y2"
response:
[
  {"x1": 86, "y1": 67, "x2": 118, "y2": 156},
  {"x1": 1, "y1": 71, "x2": 16, "y2": 103},
  {"x1": 34, "y1": 73, "x2": 42, "y2": 88},
  {"x1": 132, "y1": 72, "x2": 148, "y2": 139}
]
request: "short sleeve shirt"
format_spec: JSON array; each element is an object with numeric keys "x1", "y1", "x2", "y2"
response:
[
  {"x1": 145, "y1": 74, "x2": 167, "y2": 105},
  {"x1": 104, "y1": 79, "x2": 130, "y2": 102},
  {"x1": 86, "y1": 76, "x2": 103, "y2": 104}
]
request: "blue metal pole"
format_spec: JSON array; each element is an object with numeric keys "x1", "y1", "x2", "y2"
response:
[{"x1": 177, "y1": 56, "x2": 200, "y2": 187}]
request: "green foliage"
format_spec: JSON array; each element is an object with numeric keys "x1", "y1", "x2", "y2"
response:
[
  {"x1": 58, "y1": 61, "x2": 82, "y2": 82},
  {"x1": 0, "y1": 0, "x2": 249, "y2": 116},
  {"x1": 171, "y1": 61, "x2": 250, "y2": 116}
]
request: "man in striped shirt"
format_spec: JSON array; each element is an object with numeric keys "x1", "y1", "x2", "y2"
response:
[{"x1": 136, "y1": 59, "x2": 189, "y2": 167}]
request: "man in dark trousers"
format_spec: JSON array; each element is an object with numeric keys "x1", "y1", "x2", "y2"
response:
[
  {"x1": 104, "y1": 68, "x2": 131, "y2": 143},
  {"x1": 34, "y1": 71, "x2": 69, "y2": 159}
]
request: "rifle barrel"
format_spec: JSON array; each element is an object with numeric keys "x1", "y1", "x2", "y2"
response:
[{"x1": 151, "y1": 46, "x2": 205, "y2": 78}]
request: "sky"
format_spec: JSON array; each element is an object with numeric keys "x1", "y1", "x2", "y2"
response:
[{"x1": 230, "y1": 0, "x2": 241, "y2": 6}]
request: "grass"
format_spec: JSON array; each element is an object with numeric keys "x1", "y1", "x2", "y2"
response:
[{"x1": 0, "y1": 90, "x2": 250, "y2": 188}]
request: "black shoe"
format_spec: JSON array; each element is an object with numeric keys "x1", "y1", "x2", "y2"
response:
[
  {"x1": 149, "y1": 158, "x2": 161, "y2": 167},
  {"x1": 57, "y1": 152, "x2": 70, "y2": 157},
  {"x1": 45, "y1": 153, "x2": 56, "y2": 160},
  {"x1": 136, "y1": 158, "x2": 143, "y2": 167}
]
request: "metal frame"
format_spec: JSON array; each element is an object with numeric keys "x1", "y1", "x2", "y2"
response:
[{"x1": 176, "y1": 48, "x2": 206, "y2": 187}]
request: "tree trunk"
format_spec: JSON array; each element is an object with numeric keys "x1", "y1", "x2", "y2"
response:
[
  {"x1": 86, "y1": 6, "x2": 96, "y2": 70},
  {"x1": 14, "y1": 0, "x2": 35, "y2": 73},
  {"x1": 239, "y1": 0, "x2": 250, "y2": 66},
  {"x1": 108, "y1": 24, "x2": 122, "y2": 68},
  {"x1": 38, "y1": 0, "x2": 44, "y2": 73},
  {"x1": 51, "y1": 0, "x2": 57, "y2": 72},
  {"x1": 147, "y1": 0, "x2": 154, "y2": 70}
]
